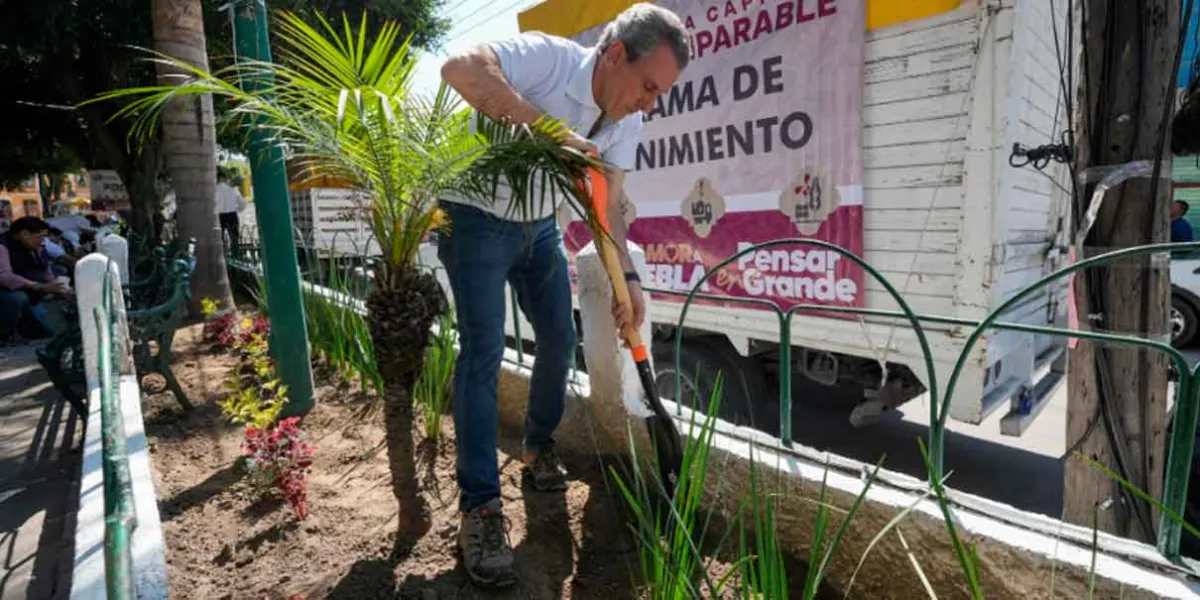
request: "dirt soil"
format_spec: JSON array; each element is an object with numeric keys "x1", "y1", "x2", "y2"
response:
[{"x1": 143, "y1": 321, "x2": 642, "y2": 600}]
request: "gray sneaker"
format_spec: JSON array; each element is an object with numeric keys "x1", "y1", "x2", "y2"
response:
[
  {"x1": 522, "y1": 447, "x2": 568, "y2": 492},
  {"x1": 458, "y1": 498, "x2": 517, "y2": 588}
]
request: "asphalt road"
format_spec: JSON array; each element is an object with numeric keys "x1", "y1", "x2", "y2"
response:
[{"x1": 784, "y1": 349, "x2": 1200, "y2": 518}]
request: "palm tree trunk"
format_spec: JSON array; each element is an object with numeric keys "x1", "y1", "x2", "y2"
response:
[
  {"x1": 366, "y1": 266, "x2": 447, "y2": 539},
  {"x1": 152, "y1": 0, "x2": 233, "y2": 311}
]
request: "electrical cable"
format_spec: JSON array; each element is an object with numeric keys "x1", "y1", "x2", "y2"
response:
[
  {"x1": 1063, "y1": 0, "x2": 1195, "y2": 541},
  {"x1": 446, "y1": 0, "x2": 537, "y2": 43},
  {"x1": 442, "y1": 0, "x2": 473, "y2": 17}
]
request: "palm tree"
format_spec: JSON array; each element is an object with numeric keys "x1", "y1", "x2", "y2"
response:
[
  {"x1": 151, "y1": 0, "x2": 235, "y2": 310},
  {"x1": 99, "y1": 11, "x2": 599, "y2": 538}
]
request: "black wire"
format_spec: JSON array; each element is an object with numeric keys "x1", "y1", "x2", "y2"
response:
[
  {"x1": 442, "y1": 0, "x2": 473, "y2": 17},
  {"x1": 1061, "y1": 0, "x2": 1159, "y2": 540},
  {"x1": 448, "y1": 0, "x2": 537, "y2": 41},
  {"x1": 1009, "y1": 137, "x2": 1072, "y2": 170}
]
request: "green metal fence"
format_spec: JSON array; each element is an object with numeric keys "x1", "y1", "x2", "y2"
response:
[
  {"x1": 225, "y1": 235, "x2": 1200, "y2": 561},
  {"x1": 96, "y1": 265, "x2": 137, "y2": 599},
  {"x1": 660, "y1": 238, "x2": 1200, "y2": 561}
]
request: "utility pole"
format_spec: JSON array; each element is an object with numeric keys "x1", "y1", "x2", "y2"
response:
[
  {"x1": 230, "y1": 0, "x2": 315, "y2": 416},
  {"x1": 1063, "y1": 0, "x2": 1181, "y2": 544}
]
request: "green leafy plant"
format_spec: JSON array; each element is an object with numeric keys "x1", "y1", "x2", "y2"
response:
[
  {"x1": 414, "y1": 312, "x2": 456, "y2": 443},
  {"x1": 611, "y1": 377, "x2": 729, "y2": 598},
  {"x1": 918, "y1": 438, "x2": 983, "y2": 599},
  {"x1": 301, "y1": 255, "x2": 381, "y2": 394},
  {"x1": 219, "y1": 333, "x2": 287, "y2": 429},
  {"x1": 610, "y1": 371, "x2": 892, "y2": 599},
  {"x1": 93, "y1": 11, "x2": 605, "y2": 537},
  {"x1": 243, "y1": 416, "x2": 315, "y2": 520},
  {"x1": 200, "y1": 296, "x2": 221, "y2": 319}
]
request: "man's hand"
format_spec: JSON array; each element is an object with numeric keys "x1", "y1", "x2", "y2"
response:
[
  {"x1": 36, "y1": 282, "x2": 69, "y2": 295},
  {"x1": 612, "y1": 280, "x2": 647, "y2": 344}
]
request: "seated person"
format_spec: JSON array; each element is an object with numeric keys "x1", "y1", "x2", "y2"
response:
[
  {"x1": 43, "y1": 228, "x2": 79, "y2": 278},
  {"x1": 0, "y1": 217, "x2": 68, "y2": 342},
  {"x1": 48, "y1": 212, "x2": 97, "y2": 245}
]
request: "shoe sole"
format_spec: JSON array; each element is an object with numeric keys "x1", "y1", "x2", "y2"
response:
[{"x1": 455, "y1": 545, "x2": 518, "y2": 589}]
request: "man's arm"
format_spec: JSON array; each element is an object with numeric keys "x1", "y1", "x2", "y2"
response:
[
  {"x1": 603, "y1": 167, "x2": 648, "y2": 339},
  {"x1": 0, "y1": 245, "x2": 50, "y2": 292},
  {"x1": 604, "y1": 168, "x2": 636, "y2": 273},
  {"x1": 602, "y1": 125, "x2": 648, "y2": 337},
  {"x1": 441, "y1": 34, "x2": 594, "y2": 152},
  {"x1": 441, "y1": 44, "x2": 544, "y2": 125}
]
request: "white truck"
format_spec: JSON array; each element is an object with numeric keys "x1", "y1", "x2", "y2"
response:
[
  {"x1": 288, "y1": 186, "x2": 380, "y2": 256},
  {"x1": 430, "y1": 0, "x2": 1074, "y2": 438}
]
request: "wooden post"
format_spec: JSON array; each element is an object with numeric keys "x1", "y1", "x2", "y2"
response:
[{"x1": 1063, "y1": 0, "x2": 1181, "y2": 541}]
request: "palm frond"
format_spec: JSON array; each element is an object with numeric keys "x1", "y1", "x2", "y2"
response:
[{"x1": 95, "y1": 9, "x2": 605, "y2": 285}]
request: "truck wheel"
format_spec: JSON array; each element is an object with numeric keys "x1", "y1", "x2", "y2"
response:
[
  {"x1": 652, "y1": 339, "x2": 769, "y2": 431},
  {"x1": 1172, "y1": 293, "x2": 1198, "y2": 348}
]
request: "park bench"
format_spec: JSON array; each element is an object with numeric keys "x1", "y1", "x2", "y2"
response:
[{"x1": 38, "y1": 240, "x2": 197, "y2": 414}]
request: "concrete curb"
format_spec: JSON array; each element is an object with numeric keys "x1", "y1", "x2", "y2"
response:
[{"x1": 71, "y1": 253, "x2": 168, "y2": 599}]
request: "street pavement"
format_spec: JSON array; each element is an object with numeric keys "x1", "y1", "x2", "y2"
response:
[
  {"x1": 785, "y1": 349, "x2": 1200, "y2": 518},
  {"x1": 0, "y1": 344, "x2": 81, "y2": 600}
]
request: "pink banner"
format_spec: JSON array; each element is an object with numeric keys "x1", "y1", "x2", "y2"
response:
[{"x1": 566, "y1": 0, "x2": 866, "y2": 314}]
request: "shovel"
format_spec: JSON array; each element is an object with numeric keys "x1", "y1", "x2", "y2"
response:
[{"x1": 579, "y1": 163, "x2": 684, "y2": 498}]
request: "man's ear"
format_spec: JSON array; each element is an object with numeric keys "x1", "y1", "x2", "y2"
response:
[{"x1": 604, "y1": 40, "x2": 628, "y2": 66}]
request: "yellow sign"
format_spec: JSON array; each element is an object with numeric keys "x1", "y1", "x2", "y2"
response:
[{"x1": 518, "y1": 0, "x2": 961, "y2": 36}]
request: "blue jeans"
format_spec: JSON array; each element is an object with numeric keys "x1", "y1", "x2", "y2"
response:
[
  {"x1": 437, "y1": 202, "x2": 576, "y2": 511},
  {"x1": 0, "y1": 289, "x2": 55, "y2": 340}
]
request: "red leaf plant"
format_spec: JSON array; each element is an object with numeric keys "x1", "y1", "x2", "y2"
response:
[
  {"x1": 209, "y1": 315, "x2": 271, "y2": 349},
  {"x1": 242, "y1": 417, "x2": 315, "y2": 520}
]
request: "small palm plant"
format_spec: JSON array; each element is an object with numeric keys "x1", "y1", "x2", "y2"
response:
[{"x1": 98, "y1": 11, "x2": 601, "y2": 539}]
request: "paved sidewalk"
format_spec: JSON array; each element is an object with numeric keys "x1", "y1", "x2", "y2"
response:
[{"x1": 0, "y1": 344, "x2": 81, "y2": 600}]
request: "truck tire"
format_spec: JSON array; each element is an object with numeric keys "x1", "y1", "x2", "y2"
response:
[
  {"x1": 652, "y1": 339, "x2": 772, "y2": 432},
  {"x1": 1171, "y1": 292, "x2": 1198, "y2": 348}
]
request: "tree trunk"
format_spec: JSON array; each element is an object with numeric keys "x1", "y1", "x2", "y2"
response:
[
  {"x1": 366, "y1": 267, "x2": 447, "y2": 540},
  {"x1": 39, "y1": 174, "x2": 52, "y2": 216},
  {"x1": 152, "y1": 0, "x2": 233, "y2": 312},
  {"x1": 1063, "y1": 0, "x2": 1179, "y2": 542},
  {"x1": 122, "y1": 144, "x2": 164, "y2": 254}
]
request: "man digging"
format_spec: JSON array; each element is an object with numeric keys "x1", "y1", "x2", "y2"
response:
[{"x1": 439, "y1": 3, "x2": 689, "y2": 588}]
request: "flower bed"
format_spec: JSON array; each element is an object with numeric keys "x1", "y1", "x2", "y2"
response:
[{"x1": 142, "y1": 319, "x2": 641, "y2": 599}]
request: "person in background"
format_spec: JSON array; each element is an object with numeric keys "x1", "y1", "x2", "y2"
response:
[
  {"x1": 0, "y1": 217, "x2": 67, "y2": 343},
  {"x1": 1172, "y1": 200, "x2": 1194, "y2": 243},
  {"x1": 47, "y1": 212, "x2": 96, "y2": 248},
  {"x1": 42, "y1": 228, "x2": 78, "y2": 278},
  {"x1": 215, "y1": 169, "x2": 249, "y2": 251}
]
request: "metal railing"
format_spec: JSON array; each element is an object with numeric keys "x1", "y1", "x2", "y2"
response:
[
  {"x1": 662, "y1": 238, "x2": 1200, "y2": 561},
  {"x1": 96, "y1": 265, "x2": 137, "y2": 598},
  {"x1": 224, "y1": 236, "x2": 1200, "y2": 560}
]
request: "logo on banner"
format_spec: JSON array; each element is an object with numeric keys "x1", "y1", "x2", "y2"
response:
[
  {"x1": 780, "y1": 167, "x2": 840, "y2": 235},
  {"x1": 681, "y1": 177, "x2": 725, "y2": 238}
]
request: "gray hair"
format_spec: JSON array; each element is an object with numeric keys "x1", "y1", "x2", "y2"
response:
[{"x1": 596, "y1": 3, "x2": 690, "y2": 71}]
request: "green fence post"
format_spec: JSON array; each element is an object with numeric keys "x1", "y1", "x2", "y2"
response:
[
  {"x1": 779, "y1": 312, "x2": 793, "y2": 448},
  {"x1": 231, "y1": 0, "x2": 314, "y2": 416},
  {"x1": 1159, "y1": 366, "x2": 1200, "y2": 558}
]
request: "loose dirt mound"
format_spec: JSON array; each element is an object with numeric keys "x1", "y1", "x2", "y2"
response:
[{"x1": 145, "y1": 322, "x2": 639, "y2": 599}]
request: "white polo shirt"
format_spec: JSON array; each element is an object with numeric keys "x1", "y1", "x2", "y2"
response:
[{"x1": 443, "y1": 32, "x2": 644, "y2": 222}]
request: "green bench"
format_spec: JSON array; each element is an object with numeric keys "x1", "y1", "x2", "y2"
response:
[{"x1": 38, "y1": 241, "x2": 197, "y2": 413}]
